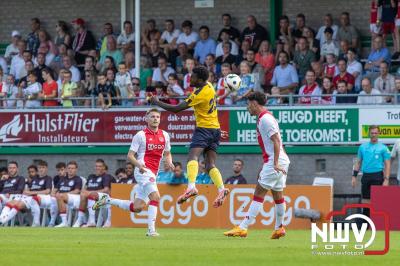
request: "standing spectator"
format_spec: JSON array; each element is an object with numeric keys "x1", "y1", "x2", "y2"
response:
[
  {"x1": 352, "y1": 125, "x2": 390, "y2": 218},
  {"x1": 99, "y1": 36, "x2": 123, "y2": 68},
  {"x1": 346, "y1": 48, "x2": 363, "y2": 92},
  {"x1": 378, "y1": 0, "x2": 398, "y2": 58},
  {"x1": 71, "y1": 18, "x2": 96, "y2": 66},
  {"x1": 115, "y1": 61, "x2": 132, "y2": 107},
  {"x1": 27, "y1": 18, "x2": 41, "y2": 56},
  {"x1": 60, "y1": 70, "x2": 77, "y2": 108},
  {"x1": 62, "y1": 55, "x2": 81, "y2": 82},
  {"x1": 38, "y1": 30, "x2": 57, "y2": 55},
  {"x1": 316, "y1": 14, "x2": 339, "y2": 46},
  {"x1": 148, "y1": 39, "x2": 166, "y2": 68},
  {"x1": 233, "y1": 61, "x2": 255, "y2": 105},
  {"x1": 97, "y1": 23, "x2": 115, "y2": 57},
  {"x1": 245, "y1": 48, "x2": 264, "y2": 92},
  {"x1": 323, "y1": 54, "x2": 339, "y2": 79},
  {"x1": 293, "y1": 13, "x2": 307, "y2": 41},
  {"x1": 391, "y1": 139, "x2": 400, "y2": 185},
  {"x1": 194, "y1": 26, "x2": 217, "y2": 64},
  {"x1": 166, "y1": 73, "x2": 184, "y2": 104},
  {"x1": 176, "y1": 20, "x2": 199, "y2": 52},
  {"x1": 55, "y1": 21, "x2": 72, "y2": 47},
  {"x1": 168, "y1": 162, "x2": 188, "y2": 185},
  {"x1": 50, "y1": 43, "x2": 68, "y2": 74},
  {"x1": 159, "y1": 19, "x2": 180, "y2": 59},
  {"x1": 374, "y1": 61, "x2": 396, "y2": 102},
  {"x1": 320, "y1": 27, "x2": 339, "y2": 61},
  {"x1": 5, "y1": 31, "x2": 21, "y2": 64},
  {"x1": 24, "y1": 71, "x2": 42, "y2": 108},
  {"x1": 10, "y1": 40, "x2": 27, "y2": 80},
  {"x1": 271, "y1": 51, "x2": 299, "y2": 96},
  {"x1": 152, "y1": 56, "x2": 175, "y2": 86},
  {"x1": 320, "y1": 77, "x2": 336, "y2": 104},
  {"x1": 365, "y1": 36, "x2": 391, "y2": 79},
  {"x1": 370, "y1": 0, "x2": 381, "y2": 39},
  {"x1": 394, "y1": 0, "x2": 400, "y2": 59},
  {"x1": 39, "y1": 68, "x2": 58, "y2": 107},
  {"x1": 216, "y1": 29, "x2": 239, "y2": 57},
  {"x1": 293, "y1": 36, "x2": 316, "y2": 83},
  {"x1": 298, "y1": 70, "x2": 321, "y2": 104},
  {"x1": 217, "y1": 13, "x2": 241, "y2": 45},
  {"x1": 216, "y1": 63, "x2": 233, "y2": 105},
  {"x1": 241, "y1": 15, "x2": 269, "y2": 50},
  {"x1": 303, "y1": 26, "x2": 320, "y2": 60},
  {"x1": 224, "y1": 159, "x2": 247, "y2": 184},
  {"x1": 255, "y1": 40, "x2": 275, "y2": 89},
  {"x1": 337, "y1": 12, "x2": 359, "y2": 50},
  {"x1": 275, "y1": 15, "x2": 294, "y2": 60},
  {"x1": 117, "y1": 20, "x2": 135, "y2": 52},
  {"x1": 334, "y1": 80, "x2": 357, "y2": 103},
  {"x1": 396, "y1": 77, "x2": 400, "y2": 103},
  {"x1": 333, "y1": 58, "x2": 355, "y2": 92},
  {"x1": 357, "y1": 77, "x2": 383, "y2": 104}
]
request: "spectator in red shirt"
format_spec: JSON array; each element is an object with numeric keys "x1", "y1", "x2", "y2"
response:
[
  {"x1": 333, "y1": 58, "x2": 355, "y2": 92},
  {"x1": 39, "y1": 68, "x2": 58, "y2": 107},
  {"x1": 298, "y1": 70, "x2": 321, "y2": 104}
]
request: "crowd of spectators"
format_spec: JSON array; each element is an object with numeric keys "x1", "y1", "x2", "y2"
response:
[{"x1": 1, "y1": 6, "x2": 400, "y2": 109}]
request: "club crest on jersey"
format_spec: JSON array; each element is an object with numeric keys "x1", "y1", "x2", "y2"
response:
[
  {"x1": 149, "y1": 177, "x2": 155, "y2": 183},
  {"x1": 68, "y1": 180, "x2": 74, "y2": 186},
  {"x1": 39, "y1": 180, "x2": 45, "y2": 185},
  {"x1": 159, "y1": 136, "x2": 164, "y2": 142},
  {"x1": 96, "y1": 177, "x2": 102, "y2": 183}
]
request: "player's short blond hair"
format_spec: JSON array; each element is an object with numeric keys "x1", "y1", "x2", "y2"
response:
[{"x1": 146, "y1": 108, "x2": 161, "y2": 116}]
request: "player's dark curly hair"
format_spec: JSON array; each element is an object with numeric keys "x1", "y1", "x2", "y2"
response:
[
  {"x1": 192, "y1": 66, "x2": 209, "y2": 82},
  {"x1": 247, "y1": 91, "x2": 266, "y2": 106}
]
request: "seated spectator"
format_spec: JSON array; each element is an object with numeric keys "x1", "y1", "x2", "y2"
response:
[
  {"x1": 334, "y1": 80, "x2": 357, "y2": 103},
  {"x1": 82, "y1": 70, "x2": 97, "y2": 106},
  {"x1": 117, "y1": 20, "x2": 135, "y2": 52},
  {"x1": 216, "y1": 63, "x2": 233, "y2": 105},
  {"x1": 183, "y1": 57, "x2": 195, "y2": 94},
  {"x1": 125, "y1": 162, "x2": 136, "y2": 181},
  {"x1": 115, "y1": 61, "x2": 132, "y2": 107},
  {"x1": 130, "y1": 77, "x2": 146, "y2": 106},
  {"x1": 62, "y1": 55, "x2": 81, "y2": 82},
  {"x1": 357, "y1": 77, "x2": 383, "y2": 104},
  {"x1": 39, "y1": 68, "x2": 58, "y2": 107},
  {"x1": 333, "y1": 58, "x2": 355, "y2": 92},
  {"x1": 196, "y1": 161, "x2": 212, "y2": 184},
  {"x1": 38, "y1": 29, "x2": 57, "y2": 55},
  {"x1": 194, "y1": 26, "x2": 217, "y2": 64},
  {"x1": 175, "y1": 43, "x2": 190, "y2": 73},
  {"x1": 99, "y1": 56, "x2": 117, "y2": 74},
  {"x1": 168, "y1": 162, "x2": 188, "y2": 185},
  {"x1": 323, "y1": 54, "x2": 339, "y2": 79},
  {"x1": 34, "y1": 53, "x2": 49, "y2": 84},
  {"x1": 224, "y1": 159, "x2": 247, "y2": 184},
  {"x1": 215, "y1": 41, "x2": 237, "y2": 70},
  {"x1": 98, "y1": 36, "x2": 123, "y2": 69},
  {"x1": 115, "y1": 168, "x2": 136, "y2": 184},
  {"x1": 1, "y1": 74, "x2": 19, "y2": 108},
  {"x1": 130, "y1": 56, "x2": 153, "y2": 90},
  {"x1": 271, "y1": 51, "x2": 299, "y2": 96},
  {"x1": 320, "y1": 27, "x2": 339, "y2": 61},
  {"x1": 338, "y1": 12, "x2": 359, "y2": 49},
  {"x1": 275, "y1": 15, "x2": 294, "y2": 60},
  {"x1": 106, "y1": 69, "x2": 120, "y2": 106},
  {"x1": 37, "y1": 42, "x2": 55, "y2": 67},
  {"x1": 298, "y1": 70, "x2": 321, "y2": 104},
  {"x1": 0, "y1": 57, "x2": 7, "y2": 78},
  {"x1": 216, "y1": 29, "x2": 239, "y2": 57},
  {"x1": 24, "y1": 71, "x2": 42, "y2": 108},
  {"x1": 320, "y1": 77, "x2": 336, "y2": 104},
  {"x1": 316, "y1": 14, "x2": 339, "y2": 46},
  {"x1": 246, "y1": 48, "x2": 264, "y2": 92},
  {"x1": 166, "y1": 73, "x2": 184, "y2": 104},
  {"x1": 19, "y1": 60, "x2": 35, "y2": 86},
  {"x1": 293, "y1": 36, "x2": 316, "y2": 83},
  {"x1": 82, "y1": 55, "x2": 98, "y2": 75},
  {"x1": 10, "y1": 40, "x2": 27, "y2": 81},
  {"x1": 148, "y1": 39, "x2": 166, "y2": 68},
  {"x1": 338, "y1": 40, "x2": 350, "y2": 61},
  {"x1": 154, "y1": 82, "x2": 169, "y2": 103},
  {"x1": 266, "y1": 86, "x2": 282, "y2": 105},
  {"x1": 176, "y1": 20, "x2": 199, "y2": 52},
  {"x1": 124, "y1": 51, "x2": 134, "y2": 74},
  {"x1": 159, "y1": 19, "x2": 180, "y2": 58},
  {"x1": 61, "y1": 70, "x2": 77, "y2": 107},
  {"x1": 55, "y1": 20, "x2": 72, "y2": 47},
  {"x1": 141, "y1": 19, "x2": 161, "y2": 51},
  {"x1": 152, "y1": 56, "x2": 175, "y2": 86},
  {"x1": 233, "y1": 61, "x2": 255, "y2": 105},
  {"x1": 71, "y1": 18, "x2": 96, "y2": 66},
  {"x1": 204, "y1": 54, "x2": 219, "y2": 76},
  {"x1": 208, "y1": 71, "x2": 217, "y2": 87},
  {"x1": 217, "y1": 13, "x2": 241, "y2": 45},
  {"x1": 241, "y1": 15, "x2": 269, "y2": 50},
  {"x1": 364, "y1": 36, "x2": 391, "y2": 79},
  {"x1": 303, "y1": 27, "x2": 320, "y2": 60},
  {"x1": 346, "y1": 48, "x2": 362, "y2": 92},
  {"x1": 5, "y1": 31, "x2": 21, "y2": 64},
  {"x1": 93, "y1": 72, "x2": 112, "y2": 109},
  {"x1": 255, "y1": 40, "x2": 275, "y2": 89},
  {"x1": 374, "y1": 61, "x2": 395, "y2": 103}
]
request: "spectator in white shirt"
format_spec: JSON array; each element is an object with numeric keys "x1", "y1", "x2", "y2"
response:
[
  {"x1": 117, "y1": 20, "x2": 135, "y2": 53},
  {"x1": 10, "y1": 40, "x2": 28, "y2": 80},
  {"x1": 320, "y1": 27, "x2": 339, "y2": 61},
  {"x1": 271, "y1": 51, "x2": 299, "y2": 95},
  {"x1": 0, "y1": 57, "x2": 7, "y2": 79},
  {"x1": 374, "y1": 61, "x2": 395, "y2": 103},
  {"x1": 115, "y1": 61, "x2": 132, "y2": 107},
  {"x1": 357, "y1": 77, "x2": 383, "y2": 104},
  {"x1": 216, "y1": 29, "x2": 239, "y2": 57},
  {"x1": 176, "y1": 20, "x2": 199, "y2": 52},
  {"x1": 316, "y1": 13, "x2": 339, "y2": 46},
  {"x1": 1, "y1": 74, "x2": 19, "y2": 108},
  {"x1": 346, "y1": 48, "x2": 362, "y2": 92},
  {"x1": 24, "y1": 71, "x2": 42, "y2": 108},
  {"x1": 151, "y1": 56, "x2": 175, "y2": 86},
  {"x1": 167, "y1": 73, "x2": 184, "y2": 104},
  {"x1": 62, "y1": 55, "x2": 81, "y2": 82},
  {"x1": 5, "y1": 31, "x2": 21, "y2": 64},
  {"x1": 160, "y1": 19, "x2": 180, "y2": 58}
]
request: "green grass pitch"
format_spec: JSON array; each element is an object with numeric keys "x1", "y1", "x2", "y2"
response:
[{"x1": 0, "y1": 228, "x2": 398, "y2": 266}]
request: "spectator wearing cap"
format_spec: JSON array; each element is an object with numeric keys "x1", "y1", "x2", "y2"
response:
[
  {"x1": 337, "y1": 12, "x2": 359, "y2": 50},
  {"x1": 316, "y1": 14, "x2": 339, "y2": 46},
  {"x1": 194, "y1": 26, "x2": 216, "y2": 64},
  {"x1": 216, "y1": 29, "x2": 239, "y2": 57},
  {"x1": 320, "y1": 27, "x2": 339, "y2": 61},
  {"x1": 176, "y1": 20, "x2": 199, "y2": 53},
  {"x1": 27, "y1": 18, "x2": 41, "y2": 56},
  {"x1": 241, "y1": 15, "x2": 269, "y2": 50},
  {"x1": 5, "y1": 31, "x2": 21, "y2": 64},
  {"x1": 71, "y1": 18, "x2": 96, "y2": 66},
  {"x1": 365, "y1": 36, "x2": 391, "y2": 79},
  {"x1": 117, "y1": 20, "x2": 135, "y2": 53},
  {"x1": 225, "y1": 159, "x2": 247, "y2": 185},
  {"x1": 217, "y1": 13, "x2": 241, "y2": 45}
]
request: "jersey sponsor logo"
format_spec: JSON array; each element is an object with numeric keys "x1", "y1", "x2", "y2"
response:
[
  {"x1": 68, "y1": 180, "x2": 74, "y2": 186},
  {"x1": 96, "y1": 177, "x2": 102, "y2": 183},
  {"x1": 11, "y1": 179, "x2": 16, "y2": 184},
  {"x1": 39, "y1": 180, "x2": 45, "y2": 185},
  {"x1": 147, "y1": 143, "x2": 165, "y2": 150}
]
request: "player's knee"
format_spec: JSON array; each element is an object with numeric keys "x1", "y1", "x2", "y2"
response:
[
  {"x1": 88, "y1": 192, "x2": 99, "y2": 201},
  {"x1": 206, "y1": 164, "x2": 216, "y2": 173},
  {"x1": 15, "y1": 202, "x2": 25, "y2": 210}
]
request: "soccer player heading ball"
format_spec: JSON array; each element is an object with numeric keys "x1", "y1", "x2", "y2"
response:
[
  {"x1": 224, "y1": 92, "x2": 290, "y2": 239},
  {"x1": 150, "y1": 66, "x2": 230, "y2": 207}
]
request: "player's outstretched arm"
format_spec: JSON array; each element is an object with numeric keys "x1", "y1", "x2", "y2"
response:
[{"x1": 149, "y1": 95, "x2": 190, "y2": 113}]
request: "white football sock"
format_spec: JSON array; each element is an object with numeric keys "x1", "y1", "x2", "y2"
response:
[
  {"x1": 275, "y1": 202, "x2": 286, "y2": 230},
  {"x1": 87, "y1": 200, "x2": 96, "y2": 224},
  {"x1": 31, "y1": 202, "x2": 41, "y2": 225},
  {"x1": 188, "y1": 182, "x2": 196, "y2": 190},
  {"x1": 239, "y1": 198, "x2": 264, "y2": 230},
  {"x1": 5, "y1": 207, "x2": 19, "y2": 223},
  {"x1": 109, "y1": 198, "x2": 132, "y2": 211},
  {"x1": 148, "y1": 204, "x2": 158, "y2": 232},
  {"x1": 49, "y1": 198, "x2": 58, "y2": 224}
]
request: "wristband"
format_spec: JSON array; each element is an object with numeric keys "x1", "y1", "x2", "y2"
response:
[{"x1": 353, "y1": 170, "x2": 359, "y2": 177}]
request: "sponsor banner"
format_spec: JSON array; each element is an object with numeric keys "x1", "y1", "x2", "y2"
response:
[
  {"x1": 111, "y1": 184, "x2": 333, "y2": 229},
  {"x1": 359, "y1": 107, "x2": 400, "y2": 143},
  {"x1": 229, "y1": 107, "x2": 359, "y2": 144}
]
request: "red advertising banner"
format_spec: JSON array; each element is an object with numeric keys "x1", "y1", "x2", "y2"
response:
[{"x1": 0, "y1": 109, "x2": 229, "y2": 146}]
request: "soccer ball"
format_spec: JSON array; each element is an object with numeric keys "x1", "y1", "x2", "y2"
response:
[{"x1": 224, "y1": 74, "x2": 241, "y2": 92}]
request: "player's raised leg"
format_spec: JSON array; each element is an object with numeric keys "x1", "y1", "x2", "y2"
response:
[{"x1": 224, "y1": 184, "x2": 267, "y2": 237}]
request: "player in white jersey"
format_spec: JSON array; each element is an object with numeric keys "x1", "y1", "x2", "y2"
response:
[
  {"x1": 224, "y1": 92, "x2": 290, "y2": 239},
  {"x1": 93, "y1": 108, "x2": 174, "y2": 236}
]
